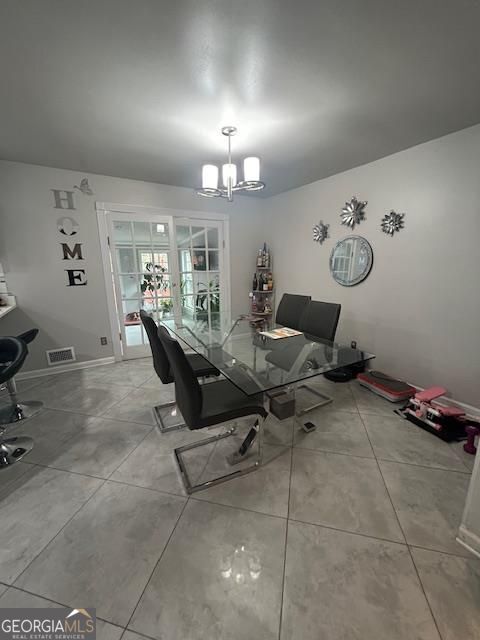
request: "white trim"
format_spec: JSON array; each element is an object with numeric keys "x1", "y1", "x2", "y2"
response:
[
  {"x1": 95, "y1": 201, "x2": 228, "y2": 222},
  {"x1": 97, "y1": 211, "x2": 123, "y2": 361},
  {"x1": 457, "y1": 526, "x2": 480, "y2": 559},
  {"x1": 16, "y1": 357, "x2": 116, "y2": 381}
]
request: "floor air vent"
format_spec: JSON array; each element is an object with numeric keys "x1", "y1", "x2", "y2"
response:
[{"x1": 46, "y1": 346, "x2": 76, "y2": 366}]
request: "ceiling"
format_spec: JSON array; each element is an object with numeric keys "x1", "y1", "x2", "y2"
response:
[{"x1": 1, "y1": 0, "x2": 480, "y2": 197}]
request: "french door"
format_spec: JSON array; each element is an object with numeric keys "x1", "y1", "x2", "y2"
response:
[{"x1": 102, "y1": 209, "x2": 228, "y2": 359}]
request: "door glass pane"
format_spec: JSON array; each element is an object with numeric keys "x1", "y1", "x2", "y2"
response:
[
  {"x1": 113, "y1": 221, "x2": 132, "y2": 243},
  {"x1": 120, "y1": 274, "x2": 139, "y2": 299},
  {"x1": 176, "y1": 225, "x2": 190, "y2": 247},
  {"x1": 158, "y1": 297, "x2": 174, "y2": 320},
  {"x1": 192, "y1": 226, "x2": 206, "y2": 248},
  {"x1": 181, "y1": 273, "x2": 194, "y2": 295},
  {"x1": 207, "y1": 273, "x2": 220, "y2": 291},
  {"x1": 122, "y1": 300, "x2": 143, "y2": 346},
  {"x1": 208, "y1": 250, "x2": 219, "y2": 271},
  {"x1": 116, "y1": 248, "x2": 137, "y2": 273},
  {"x1": 133, "y1": 221, "x2": 151, "y2": 246},
  {"x1": 153, "y1": 251, "x2": 170, "y2": 272},
  {"x1": 178, "y1": 249, "x2": 192, "y2": 273},
  {"x1": 193, "y1": 250, "x2": 207, "y2": 271},
  {"x1": 207, "y1": 227, "x2": 219, "y2": 248},
  {"x1": 152, "y1": 222, "x2": 170, "y2": 248}
]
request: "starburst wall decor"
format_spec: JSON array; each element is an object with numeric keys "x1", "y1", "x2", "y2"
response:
[
  {"x1": 340, "y1": 196, "x2": 367, "y2": 229},
  {"x1": 381, "y1": 210, "x2": 405, "y2": 236},
  {"x1": 312, "y1": 220, "x2": 329, "y2": 244}
]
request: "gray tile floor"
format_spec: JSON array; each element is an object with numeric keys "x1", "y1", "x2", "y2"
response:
[{"x1": 1, "y1": 363, "x2": 479, "y2": 640}]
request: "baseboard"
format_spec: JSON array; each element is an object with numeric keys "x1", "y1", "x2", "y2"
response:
[
  {"x1": 457, "y1": 525, "x2": 480, "y2": 559},
  {"x1": 16, "y1": 357, "x2": 116, "y2": 380}
]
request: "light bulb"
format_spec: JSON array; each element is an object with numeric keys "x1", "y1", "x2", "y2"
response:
[
  {"x1": 202, "y1": 164, "x2": 218, "y2": 190},
  {"x1": 222, "y1": 163, "x2": 237, "y2": 188},
  {"x1": 244, "y1": 157, "x2": 260, "y2": 182}
]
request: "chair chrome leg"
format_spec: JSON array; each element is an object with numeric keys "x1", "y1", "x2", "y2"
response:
[
  {"x1": 295, "y1": 383, "x2": 332, "y2": 415},
  {"x1": 0, "y1": 377, "x2": 43, "y2": 425},
  {"x1": 152, "y1": 400, "x2": 186, "y2": 433},
  {"x1": 174, "y1": 416, "x2": 266, "y2": 495},
  {"x1": 0, "y1": 435, "x2": 34, "y2": 467}
]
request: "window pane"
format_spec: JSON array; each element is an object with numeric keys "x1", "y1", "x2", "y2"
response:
[
  {"x1": 181, "y1": 273, "x2": 194, "y2": 295},
  {"x1": 153, "y1": 252, "x2": 170, "y2": 272},
  {"x1": 207, "y1": 273, "x2": 220, "y2": 291},
  {"x1": 140, "y1": 272, "x2": 172, "y2": 298},
  {"x1": 158, "y1": 297, "x2": 174, "y2": 319}
]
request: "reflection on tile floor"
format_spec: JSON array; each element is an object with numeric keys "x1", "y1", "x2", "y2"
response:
[{"x1": 0, "y1": 361, "x2": 479, "y2": 639}]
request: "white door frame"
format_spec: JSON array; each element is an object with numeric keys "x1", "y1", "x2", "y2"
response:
[{"x1": 96, "y1": 202, "x2": 232, "y2": 361}]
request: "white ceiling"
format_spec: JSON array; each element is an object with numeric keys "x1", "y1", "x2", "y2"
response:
[{"x1": 1, "y1": 0, "x2": 480, "y2": 196}]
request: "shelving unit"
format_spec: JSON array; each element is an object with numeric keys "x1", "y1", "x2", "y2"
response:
[
  {"x1": 0, "y1": 263, "x2": 16, "y2": 320},
  {"x1": 250, "y1": 247, "x2": 275, "y2": 328}
]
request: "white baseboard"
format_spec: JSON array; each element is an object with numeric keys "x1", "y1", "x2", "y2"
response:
[
  {"x1": 457, "y1": 525, "x2": 480, "y2": 559},
  {"x1": 17, "y1": 357, "x2": 116, "y2": 380}
]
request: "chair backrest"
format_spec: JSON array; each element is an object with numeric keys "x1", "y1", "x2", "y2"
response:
[
  {"x1": 140, "y1": 310, "x2": 173, "y2": 384},
  {"x1": 276, "y1": 294, "x2": 311, "y2": 330},
  {"x1": 299, "y1": 300, "x2": 341, "y2": 342},
  {"x1": 158, "y1": 326, "x2": 203, "y2": 427},
  {"x1": 17, "y1": 329, "x2": 39, "y2": 345},
  {"x1": 0, "y1": 337, "x2": 28, "y2": 384}
]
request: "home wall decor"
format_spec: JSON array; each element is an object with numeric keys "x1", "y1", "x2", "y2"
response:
[
  {"x1": 340, "y1": 196, "x2": 367, "y2": 229},
  {"x1": 51, "y1": 189, "x2": 87, "y2": 286},
  {"x1": 381, "y1": 210, "x2": 405, "y2": 235},
  {"x1": 312, "y1": 220, "x2": 329, "y2": 244}
]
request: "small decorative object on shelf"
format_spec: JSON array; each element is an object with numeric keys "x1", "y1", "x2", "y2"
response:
[
  {"x1": 341, "y1": 196, "x2": 367, "y2": 229},
  {"x1": 312, "y1": 220, "x2": 329, "y2": 244},
  {"x1": 250, "y1": 243, "x2": 275, "y2": 327},
  {"x1": 381, "y1": 210, "x2": 405, "y2": 236}
]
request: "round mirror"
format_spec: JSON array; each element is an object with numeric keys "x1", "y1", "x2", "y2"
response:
[{"x1": 329, "y1": 236, "x2": 373, "y2": 286}]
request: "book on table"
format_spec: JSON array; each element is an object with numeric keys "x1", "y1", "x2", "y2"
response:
[{"x1": 259, "y1": 327, "x2": 303, "y2": 339}]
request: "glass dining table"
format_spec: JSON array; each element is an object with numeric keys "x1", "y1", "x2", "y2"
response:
[
  {"x1": 162, "y1": 313, "x2": 375, "y2": 401},
  {"x1": 161, "y1": 313, "x2": 375, "y2": 492}
]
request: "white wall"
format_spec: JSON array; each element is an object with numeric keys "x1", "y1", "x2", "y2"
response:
[
  {"x1": 264, "y1": 124, "x2": 480, "y2": 406},
  {"x1": 0, "y1": 161, "x2": 264, "y2": 371}
]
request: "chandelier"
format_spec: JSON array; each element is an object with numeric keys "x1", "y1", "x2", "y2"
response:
[{"x1": 196, "y1": 126, "x2": 265, "y2": 202}]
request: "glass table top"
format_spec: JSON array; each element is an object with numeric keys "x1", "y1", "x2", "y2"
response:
[{"x1": 162, "y1": 314, "x2": 375, "y2": 396}]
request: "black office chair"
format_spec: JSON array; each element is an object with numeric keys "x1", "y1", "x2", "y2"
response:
[
  {"x1": 276, "y1": 293, "x2": 311, "y2": 330},
  {"x1": 0, "y1": 337, "x2": 36, "y2": 466},
  {"x1": 158, "y1": 326, "x2": 268, "y2": 494},
  {"x1": 140, "y1": 310, "x2": 219, "y2": 432}
]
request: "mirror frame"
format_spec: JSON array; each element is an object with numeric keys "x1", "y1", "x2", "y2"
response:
[{"x1": 329, "y1": 235, "x2": 373, "y2": 287}]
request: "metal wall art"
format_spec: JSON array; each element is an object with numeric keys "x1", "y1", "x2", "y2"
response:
[
  {"x1": 340, "y1": 196, "x2": 367, "y2": 229},
  {"x1": 312, "y1": 220, "x2": 329, "y2": 244},
  {"x1": 381, "y1": 210, "x2": 405, "y2": 236},
  {"x1": 74, "y1": 178, "x2": 94, "y2": 195},
  {"x1": 51, "y1": 189, "x2": 87, "y2": 286}
]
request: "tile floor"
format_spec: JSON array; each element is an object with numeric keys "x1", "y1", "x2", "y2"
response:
[{"x1": 0, "y1": 362, "x2": 479, "y2": 640}]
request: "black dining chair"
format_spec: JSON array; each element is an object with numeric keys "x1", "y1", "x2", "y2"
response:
[
  {"x1": 275, "y1": 293, "x2": 311, "y2": 330},
  {"x1": 158, "y1": 325, "x2": 268, "y2": 494},
  {"x1": 265, "y1": 299, "x2": 341, "y2": 413},
  {"x1": 296, "y1": 300, "x2": 341, "y2": 412},
  {"x1": 140, "y1": 310, "x2": 219, "y2": 432}
]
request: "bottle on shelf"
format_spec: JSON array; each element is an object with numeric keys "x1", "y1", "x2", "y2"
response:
[
  {"x1": 262, "y1": 242, "x2": 267, "y2": 267},
  {"x1": 268, "y1": 272, "x2": 273, "y2": 290},
  {"x1": 252, "y1": 295, "x2": 257, "y2": 312},
  {"x1": 257, "y1": 249, "x2": 263, "y2": 267},
  {"x1": 258, "y1": 273, "x2": 263, "y2": 291},
  {"x1": 262, "y1": 276, "x2": 269, "y2": 291},
  {"x1": 252, "y1": 273, "x2": 258, "y2": 291},
  {"x1": 265, "y1": 243, "x2": 270, "y2": 268}
]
